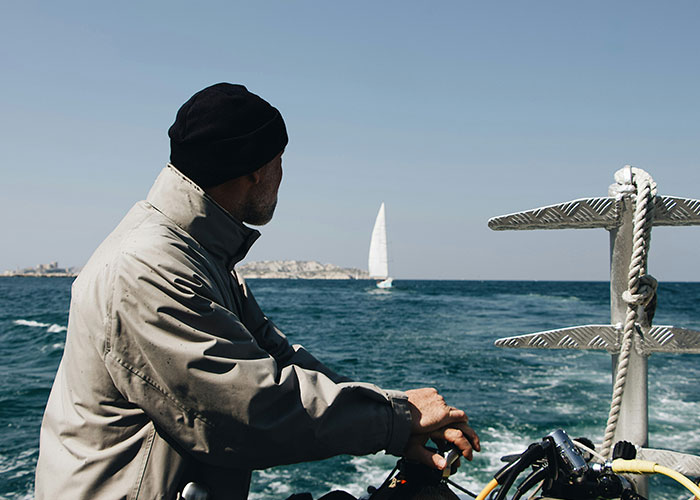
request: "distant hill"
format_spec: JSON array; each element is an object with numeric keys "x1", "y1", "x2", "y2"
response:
[
  {"x1": 2, "y1": 260, "x2": 370, "y2": 280},
  {"x1": 237, "y1": 260, "x2": 369, "y2": 280}
]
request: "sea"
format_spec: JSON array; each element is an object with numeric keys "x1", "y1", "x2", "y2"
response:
[{"x1": 1, "y1": 277, "x2": 699, "y2": 500}]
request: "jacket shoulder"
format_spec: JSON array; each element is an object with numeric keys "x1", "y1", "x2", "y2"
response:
[{"x1": 83, "y1": 202, "x2": 221, "y2": 283}]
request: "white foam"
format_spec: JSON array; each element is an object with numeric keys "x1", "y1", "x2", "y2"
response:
[
  {"x1": 14, "y1": 319, "x2": 50, "y2": 328},
  {"x1": 250, "y1": 469, "x2": 294, "y2": 499},
  {"x1": 327, "y1": 454, "x2": 396, "y2": 496},
  {"x1": 651, "y1": 390, "x2": 700, "y2": 424},
  {"x1": 0, "y1": 448, "x2": 36, "y2": 477},
  {"x1": 40, "y1": 342, "x2": 66, "y2": 353},
  {"x1": 1, "y1": 494, "x2": 33, "y2": 500},
  {"x1": 476, "y1": 426, "x2": 532, "y2": 471},
  {"x1": 13, "y1": 319, "x2": 67, "y2": 333}
]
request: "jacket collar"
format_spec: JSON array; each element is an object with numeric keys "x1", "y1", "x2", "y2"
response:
[{"x1": 146, "y1": 165, "x2": 261, "y2": 270}]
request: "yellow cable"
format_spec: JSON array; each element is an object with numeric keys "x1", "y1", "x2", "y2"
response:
[
  {"x1": 611, "y1": 459, "x2": 656, "y2": 474},
  {"x1": 611, "y1": 459, "x2": 700, "y2": 498},
  {"x1": 475, "y1": 478, "x2": 499, "y2": 500},
  {"x1": 654, "y1": 465, "x2": 700, "y2": 499}
]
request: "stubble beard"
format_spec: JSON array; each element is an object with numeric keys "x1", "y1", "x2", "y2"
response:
[{"x1": 243, "y1": 198, "x2": 278, "y2": 226}]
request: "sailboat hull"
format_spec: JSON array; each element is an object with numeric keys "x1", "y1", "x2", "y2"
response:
[{"x1": 376, "y1": 278, "x2": 393, "y2": 289}]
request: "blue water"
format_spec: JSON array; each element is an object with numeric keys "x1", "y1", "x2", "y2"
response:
[{"x1": 1, "y1": 277, "x2": 699, "y2": 499}]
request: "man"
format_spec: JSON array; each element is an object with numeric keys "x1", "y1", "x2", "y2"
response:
[{"x1": 35, "y1": 83, "x2": 479, "y2": 499}]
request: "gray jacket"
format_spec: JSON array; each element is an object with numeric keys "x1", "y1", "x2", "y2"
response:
[{"x1": 35, "y1": 165, "x2": 412, "y2": 499}]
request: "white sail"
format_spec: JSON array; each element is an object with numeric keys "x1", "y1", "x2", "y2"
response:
[{"x1": 368, "y1": 203, "x2": 389, "y2": 279}]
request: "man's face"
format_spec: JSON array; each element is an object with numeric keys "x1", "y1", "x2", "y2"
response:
[{"x1": 243, "y1": 153, "x2": 283, "y2": 226}]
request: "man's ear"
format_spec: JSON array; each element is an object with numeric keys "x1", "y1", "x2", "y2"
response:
[{"x1": 248, "y1": 169, "x2": 262, "y2": 185}]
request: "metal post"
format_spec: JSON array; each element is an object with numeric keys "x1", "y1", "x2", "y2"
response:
[{"x1": 608, "y1": 170, "x2": 648, "y2": 496}]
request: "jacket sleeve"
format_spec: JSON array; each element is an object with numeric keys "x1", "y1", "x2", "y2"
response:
[{"x1": 103, "y1": 251, "x2": 412, "y2": 470}]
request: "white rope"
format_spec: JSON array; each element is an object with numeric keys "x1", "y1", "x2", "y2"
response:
[
  {"x1": 600, "y1": 168, "x2": 658, "y2": 458},
  {"x1": 573, "y1": 439, "x2": 607, "y2": 464}
]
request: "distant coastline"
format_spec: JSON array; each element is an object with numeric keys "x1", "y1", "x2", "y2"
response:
[
  {"x1": 1, "y1": 262, "x2": 80, "y2": 278},
  {"x1": 2, "y1": 260, "x2": 369, "y2": 280},
  {"x1": 237, "y1": 260, "x2": 369, "y2": 280}
]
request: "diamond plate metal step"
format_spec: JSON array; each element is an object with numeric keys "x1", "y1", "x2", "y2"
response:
[
  {"x1": 653, "y1": 196, "x2": 700, "y2": 226},
  {"x1": 495, "y1": 325, "x2": 700, "y2": 355},
  {"x1": 488, "y1": 197, "x2": 620, "y2": 230},
  {"x1": 638, "y1": 448, "x2": 700, "y2": 477},
  {"x1": 488, "y1": 195, "x2": 700, "y2": 231}
]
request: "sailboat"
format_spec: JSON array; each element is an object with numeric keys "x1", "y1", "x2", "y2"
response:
[{"x1": 368, "y1": 202, "x2": 393, "y2": 289}]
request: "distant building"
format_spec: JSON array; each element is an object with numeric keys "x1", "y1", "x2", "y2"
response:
[{"x1": 2, "y1": 262, "x2": 80, "y2": 277}]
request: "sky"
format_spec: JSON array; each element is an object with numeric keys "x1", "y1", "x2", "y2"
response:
[{"x1": 1, "y1": 1, "x2": 699, "y2": 280}]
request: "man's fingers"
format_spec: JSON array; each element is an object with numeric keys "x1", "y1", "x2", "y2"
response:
[
  {"x1": 414, "y1": 445, "x2": 448, "y2": 470},
  {"x1": 404, "y1": 435, "x2": 448, "y2": 470},
  {"x1": 464, "y1": 425, "x2": 480, "y2": 452},
  {"x1": 404, "y1": 420, "x2": 481, "y2": 472},
  {"x1": 428, "y1": 422, "x2": 481, "y2": 462},
  {"x1": 447, "y1": 407, "x2": 467, "y2": 422},
  {"x1": 405, "y1": 388, "x2": 470, "y2": 433},
  {"x1": 431, "y1": 427, "x2": 473, "y2": 461},
  {"x1": 445, "y1": 421, "x2": 481, "y2": 453}
]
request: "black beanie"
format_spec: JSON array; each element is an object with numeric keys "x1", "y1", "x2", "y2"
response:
[{"x1": 168, "y1": 83, "x2": 288, "y2": 188}]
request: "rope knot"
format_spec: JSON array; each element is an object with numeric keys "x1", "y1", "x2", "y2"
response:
[{"x1": 622, "y1": 274, "x2": 658, "y2": 307}]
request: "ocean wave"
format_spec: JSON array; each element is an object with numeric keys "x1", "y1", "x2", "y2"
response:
[
  {"x1": 493, "y1": 292, "x2": 586, "y2": 305},
  {"x1": 327, "y1": 455, "x2": 397, "y2": 496},
  {"x1": 40, "y1": 342, "x2": 66, "y2": 353},
  {"x1": 0, "y1": 493, "x2": 33, "y2": 500},
  {"x1": 0, "y1": 448, "x2": 36, "y2": 485},
  {"x1": 249, "y1": 449, "x2": 502, "y2": 499},
  {"x1": 650, "y1": 390, "x2": 700, "y2": 452},
  {"x1": 475, "y1": 426, "x2": 533, "y2": 470},
  {"x1": 250, "y1": 469, "x2": 295, "y2": 499},
  {"x1": 13, "y1": 319, "x2": 67, "y2": 333},
  {"x1": 652, "y1": 396, "x2": 700, "y2": 422}
]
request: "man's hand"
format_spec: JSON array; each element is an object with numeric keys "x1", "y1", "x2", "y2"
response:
[
  {"x1": 404, "y1": 422, "x2": 481, "y2": 470},
  {"x1": 404, "y1": 388, "x2": 480, "y2": 470},
  {"x1": 405, "y1": 388, "x2": 467, "y2": 433}
]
